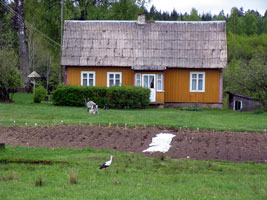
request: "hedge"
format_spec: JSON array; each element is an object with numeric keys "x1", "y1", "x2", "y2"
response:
[{"x1": 52, "y1": 85, "x2": 150, "y2": 109}]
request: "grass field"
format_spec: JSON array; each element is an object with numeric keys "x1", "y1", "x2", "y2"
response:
[
  {"x1": 0, "y1": 146, "x2": 267, "y2": 200},
  {"x1": 0, "y1": 93, "x2": 266, "y2": 132},
  {"x1": 1, "y1": 93, "x2": 267, "y2": 199}
]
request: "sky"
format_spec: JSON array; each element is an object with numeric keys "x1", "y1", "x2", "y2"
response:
[{"x1": 147, "y1": 0, "x2": 267, "y2": 16}]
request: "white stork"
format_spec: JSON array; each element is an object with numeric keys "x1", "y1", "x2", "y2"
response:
[{"x1": 99, "y1": 155, "x2": 113, "y2": 173}]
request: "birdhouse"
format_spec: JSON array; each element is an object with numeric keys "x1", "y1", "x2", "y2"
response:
[{"x1": 28, "y1": 71, "x2": 41, "y2": 92}]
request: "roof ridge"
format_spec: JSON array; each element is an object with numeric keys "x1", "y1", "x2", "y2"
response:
[{"x1": 64, "y1": 20, "x2": 226, "y2": 24}]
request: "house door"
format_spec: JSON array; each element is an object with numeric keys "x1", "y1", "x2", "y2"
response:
[{"x1": 142, "y1": 74, "x2": 156, "y2": 102}]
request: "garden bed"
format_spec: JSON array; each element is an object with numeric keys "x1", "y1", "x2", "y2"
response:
[{"x1": 0, "y1": 125, "x2": 266, "y2": 163}]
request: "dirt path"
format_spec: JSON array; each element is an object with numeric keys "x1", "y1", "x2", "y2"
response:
[{"x1": 0, "y1": 125, "x2": 266, "y2": 163}]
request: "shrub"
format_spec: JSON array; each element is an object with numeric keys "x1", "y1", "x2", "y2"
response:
[
  {"x1": 34, "y1": 86, "x2": 47, "y2": 103},
  {"x1": 52, "y1": 85, "x2": 150, "y2": 109},
  {"x1": 52, "y1": 85, "x2": 87, "y2": 106},
  {"x1": 0, "y1": 49, "x2": 23, "y2": 102}
]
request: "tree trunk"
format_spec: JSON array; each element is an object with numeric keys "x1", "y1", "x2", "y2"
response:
[
  {"x1": 0, "y1": 88, "x2": 10, "y2": 102},
  {"x1": 14, "y1": 0, "x2": 30, "y2": 91}
]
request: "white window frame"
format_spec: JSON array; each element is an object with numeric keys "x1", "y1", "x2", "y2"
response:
[
  {"x1": 157, "y1": 74, "x2": 164, "y2": 92},
  {"x1": 81, "y1": 71, "x2": 95, "y2": 86},
  {"x1": 135, "y1": 73, "x2": 141, "y2": 86},
  {"x1": 190, "y1": 72, "x2": 205, "y2": 92},
  {"x1": 107, "y1": 72, "x2": 122, "y2": 87},
  {"x1": 234, "y1": 100, "x2": 242, "y2": 111}
]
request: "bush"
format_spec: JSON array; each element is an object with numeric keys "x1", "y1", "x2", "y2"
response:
[
  {"x1": 0, "y1": 49, "x2": 23, "y2": 102},
  {"x1": 34, "y1": 86, "x2": 47, "y2": 103},
  {"x1": 52, "y1": 85, "x2": 150, "y2": 109}
]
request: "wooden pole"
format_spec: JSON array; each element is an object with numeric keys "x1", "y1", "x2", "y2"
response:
[{"x1": 60, "y1": 0, "x2": 64, "y2": 84}]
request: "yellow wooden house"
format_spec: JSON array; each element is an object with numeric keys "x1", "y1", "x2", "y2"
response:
[{"x1": 61, "y1": 15, "x2": 227, "y2": 108}]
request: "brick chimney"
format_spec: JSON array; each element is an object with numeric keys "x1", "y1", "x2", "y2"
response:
[{"x1": 137, "y1": 14, "x2": 146, "y2": 25}]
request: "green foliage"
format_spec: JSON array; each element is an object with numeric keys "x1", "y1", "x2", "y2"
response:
[
  {"x1": 106, "y1": 86, "x2": 150, "y2": 109},
  {"x1": 52, "y1": 85, "x2": 86, "y2": 107},
  {"x1": 0, "y1": 1, "x2": 17, "y2": 49},
  {"x1": 34, "y1": 85, "x2": 47, "y2": 103},
  {"x1": 184, "y1": 8, "x2": 201, "y2": 21},
  {"x1": 52, "y1": 85, "x2": 150, "y2": 109},
  {"x1": 242, "y1": 10, "x2": 259, "y2": 35},
  {"x1": 227, "y1": 33, "x2": 267, "y2": 61},
  {"x1": 0, "y1": 2, "x2": 22, "y2": 102},
  {"x1": 0, "y1": 49, "x2": 23, "y2": 102},
  {"x1": 109, "y1": 0, "x2": 145, "y2": 20},
  {"x1": 225, "y1": 49, "x2": 267, "y2": 110},
  {"x1": 227, "y1": 7, "x2": 243, "y2": 35}
]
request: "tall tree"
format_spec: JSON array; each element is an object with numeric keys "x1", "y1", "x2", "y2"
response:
[
  {"x1": 227, "y1": 7, "x2": 243, "y2": 34},
  {"x1": 184, "y1": 8, "x2": 201, "y2": 21},
  {"x1": 0, "y1": 0, "x2": 23, "y2": 101},
  {"x1": 110, "y1": 0, "x2": 144, "y2": 20},
  {"x1": 217, "y1": 10, "x2": 226, "y2": 20},
  {"x1": 243, "y1": 10, "x2": 258, "y2": 35},
  {"x1": 14, "y1": 0, "x2": 30, "y2": 90},
  {"x1": 170, "y1": 9, "x2": 178, "y2": 21}
]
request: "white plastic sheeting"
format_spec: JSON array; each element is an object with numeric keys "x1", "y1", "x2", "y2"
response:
[{"x1": 143, "y1": 133, "x2": 175, "y2": 153}]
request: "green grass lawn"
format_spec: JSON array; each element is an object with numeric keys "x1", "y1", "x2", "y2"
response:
[
  {"x1": 0, "y1": 93, "x2": 266, "y2": 132},
  {"x1": 0, "y1": 146, "x2": 267, "y2": 200},
  {"x1": 1, "y1": 94, "x2": 267, "y2": 199}
]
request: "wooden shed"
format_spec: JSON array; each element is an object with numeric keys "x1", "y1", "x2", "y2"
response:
[
  {"x1": 61, "y1": 15, "x2": 227, "y2": 108},
  {"x1": 227, "y1": 92, "x2": 261, "y2": 111}
]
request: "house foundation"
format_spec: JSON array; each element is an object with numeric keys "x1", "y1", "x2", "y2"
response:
[{"x1": 164, "y1": 102, "x2": 223, "y2": 109}]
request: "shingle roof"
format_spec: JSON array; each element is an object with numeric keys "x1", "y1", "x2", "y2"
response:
[{"x1": 61, "y1": 20, "x2": 227, "y2": 69}]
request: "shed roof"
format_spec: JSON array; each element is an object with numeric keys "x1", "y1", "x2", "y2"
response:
[
  {"x1": 61, "y1": 20, "x2": 227, "y2": 69},
  {"x1": 227, "y1": 92, "x2": 258, "y2": 101}
]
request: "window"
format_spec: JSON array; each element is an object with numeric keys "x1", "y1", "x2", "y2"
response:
[
  {"x1": 135, "y1": 73, "x2": 141, "y2": 86},
  {"x1": 107, "y1": 72, "x2": 122, "y2": 87},
  {"x1": 81, "y1": 71, "x2": 95, "y2": 86},
  {"x1": 190, "y1": 72, "x2": 205, "y2": 92},
  {"x1": 157, "y1": 74, "x2": 164, "y2": 91}
]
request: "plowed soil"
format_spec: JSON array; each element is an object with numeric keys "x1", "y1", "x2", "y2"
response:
[{"x1": 0, "y1": 125, "x2": 267, "y2": 163}]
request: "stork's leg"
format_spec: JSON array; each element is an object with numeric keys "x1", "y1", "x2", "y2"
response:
[{"x1": 105, "y1": 168, "x2": 109, "y2": 174}]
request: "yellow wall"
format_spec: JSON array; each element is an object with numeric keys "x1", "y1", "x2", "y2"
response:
[
  {"x1": 156, "y1": 92, "x2": 165, "y2": 103},
  {"x1": 66, "y1": 67, "x2": 220, "y2": 103},
  {"x1": 165, "y1": 69, "x2": 220, "y2": 103},
  {"x1": 67, "y1": 67, "x2": 134, "y2": 86}
]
